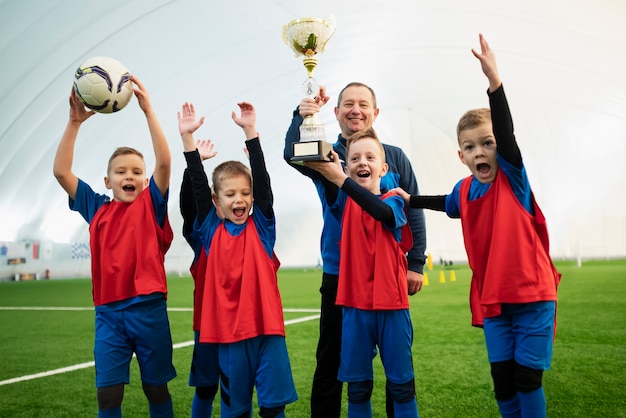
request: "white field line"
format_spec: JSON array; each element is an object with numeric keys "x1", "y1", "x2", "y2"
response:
[
  {"x1": 0, "y1": 307, "x2": 320, "y2": 313},
  {"x1": 0, "y1": 306, "x2": 93, "y2": 311},
  {"x1": 0, "y1": 307, "x2": 320, "y2": 387}
]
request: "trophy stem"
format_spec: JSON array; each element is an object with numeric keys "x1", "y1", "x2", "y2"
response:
[{"x1": 303, "y1": 57, "x2": 318, "y2": 79}]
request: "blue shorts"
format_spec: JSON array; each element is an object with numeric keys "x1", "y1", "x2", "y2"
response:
[
  {"x1": 483, "y1": 301, "x2": 556, "y2": 370},
  {"x1": 94, "y1": 298, "x2": 176, "y2": 387},
  {"x1": 188, "y1": 330, "x2": 219, "y2": 387},
  {"x1": 218, "y1": 335, "x2": 298, "y2": 415},
  {"x1": 339, "y1": 307, "x2": 414, "y2": 384}
]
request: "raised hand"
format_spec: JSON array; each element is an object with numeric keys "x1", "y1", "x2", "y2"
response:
[
  {"x1": 299, "y1": 85, "x2": 331, "y2": 118},
  {"x1": 131, "y1": 76, "x2": 154, "y2": 114},
  {"x1": 231, "y1": 102, "x2": 255, "y2": 128},
  {"x1": 69, "y1": 89, "x2": 95, "y2": 123},
  {"x1": 231, "y1": 102, "x2": 257, "y2": 140},
  {"x1": 471, "y1": 33, "x2": 501, "y2": 91},
  {"x1": 196, "y1": 139, "x2": 217, "y2": 161},
  {"x1": 315, "y1": 85, "x2": 330, "y2": 107},
  {"x1": 178, "y1": 102, "x2": 205, "y2": 137}
]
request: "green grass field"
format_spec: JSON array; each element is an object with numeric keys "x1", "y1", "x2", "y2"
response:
[{"x1": 0, "y1": 260, "x2": 625, "y2": 417}]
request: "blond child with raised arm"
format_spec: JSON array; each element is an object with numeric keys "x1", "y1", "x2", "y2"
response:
[{"x1": 393, "y1": 34, "x2": 560, "y2": 418}]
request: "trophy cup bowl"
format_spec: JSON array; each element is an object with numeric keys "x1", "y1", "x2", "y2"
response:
[{"x1": 283, "y1": 16, "x2": 336, "y2": 162}]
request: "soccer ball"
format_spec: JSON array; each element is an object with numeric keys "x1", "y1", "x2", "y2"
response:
[{"x1": 73, "y1": 57, "x2": 133, "y2": 114}]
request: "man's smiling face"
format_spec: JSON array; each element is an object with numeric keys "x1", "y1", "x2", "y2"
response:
[{"x1": 335, "y1": 85, "x2": 380, "y2": 138}]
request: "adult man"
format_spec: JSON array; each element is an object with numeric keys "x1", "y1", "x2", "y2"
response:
[{"x1": 283, "y1": 82, "x2": 426, "y2": 417}]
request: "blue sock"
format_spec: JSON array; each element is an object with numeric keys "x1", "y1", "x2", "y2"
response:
[
  {"x1": 98, "y1": 407, "x2": 122, "y2": 418},
  {"x1": 497, "y1": 394, "x2": 521, "y2": 418},
  {"x1": 394, "y1": 397, "x2": 420, "y2": 417},
  {"x1": 149, "y1": 398, "x2": 173, "y2": 418},
  {"x1": 348, "y1": 400, "x2": 372, "y2": 418},
  {"x1": 518, "y1": 388, "x2": 546, "y2": 418},
  {"x1": 191, "y1": 393, "x2": 214, "y2": 417}
]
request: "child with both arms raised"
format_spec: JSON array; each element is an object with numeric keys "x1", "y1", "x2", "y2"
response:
[
  {"x1": 177, "y1": 101, "x2": 297, "y2": 417},
  {"x1": 53, "y1": 77, "x2": 176, "y2": 418},
  {"x1": 394, "y1": 34, "x2": 561, "y2": 418}
]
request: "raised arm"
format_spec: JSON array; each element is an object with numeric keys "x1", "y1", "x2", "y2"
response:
[
  {"x1": 180, "y1": 140, "x2": 218, "y2": 238},
  {"x1": 178, "y1": 103, "x2": 215, "y2": 224},
  {"x1": 53, "y1": 88, "x2": 95, "y2": 200},
  {"x1": 179, "y1": 169, "x2": 196, "y2": 240},
  {"x1": 133, "y1": 76, "x2": 171, "y2": 196},
  {"x1": 472, "y1": 33, "x2": 501, "y2": 93},
  {"x1": 472, "y1": 34, "x2": 521, "y2": 168},
  {"x1": 231, "y1": 102, "x2": 273, "y2": 218}
]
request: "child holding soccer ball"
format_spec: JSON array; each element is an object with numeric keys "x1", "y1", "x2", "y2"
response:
[
  {"x1": 53, "y1": 76, "x2": 176, "y2": 418},
  {"x1": 393, "y1": 34, "x2": 561, "y2": 418}
]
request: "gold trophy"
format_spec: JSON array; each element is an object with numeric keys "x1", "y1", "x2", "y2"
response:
[{"x1": 283, "y1": 15, "x2": 336, "y2": 161}]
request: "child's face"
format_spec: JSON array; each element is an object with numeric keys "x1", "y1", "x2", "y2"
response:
[
  {"x1": 457, "y1": 122, "x2": 498, "y2": 184},
  {"x1": 104, "y1": 154, "x2": 148, "y2": 202},
  {"x1": 212, "y1": 174, "x2": 252, "y2": 225},
  {"x1": 334, "y1": 86, "x2": 380, "y2": 137},
  {"x1": 345, "y1": 137, "x2": 388, "y2": 194}
]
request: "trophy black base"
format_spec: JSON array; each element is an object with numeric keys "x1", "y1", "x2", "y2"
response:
[{"x1": 290, "y1": 140, "x2": 334, "y2": 162}]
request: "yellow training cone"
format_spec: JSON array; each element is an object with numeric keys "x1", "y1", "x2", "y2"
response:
[
  {"x1": 439, "y1": 271, "x2": 446, "y2": 283},
  {"x1": 423, "y1": 272, "x2": 429, "y2": 286},
  {"x1": 450, "y1": 270, "x2": 456, "y2": 282},
  {"x1": 427, "y1": 252, "x2": 433, "y2": 271}
]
